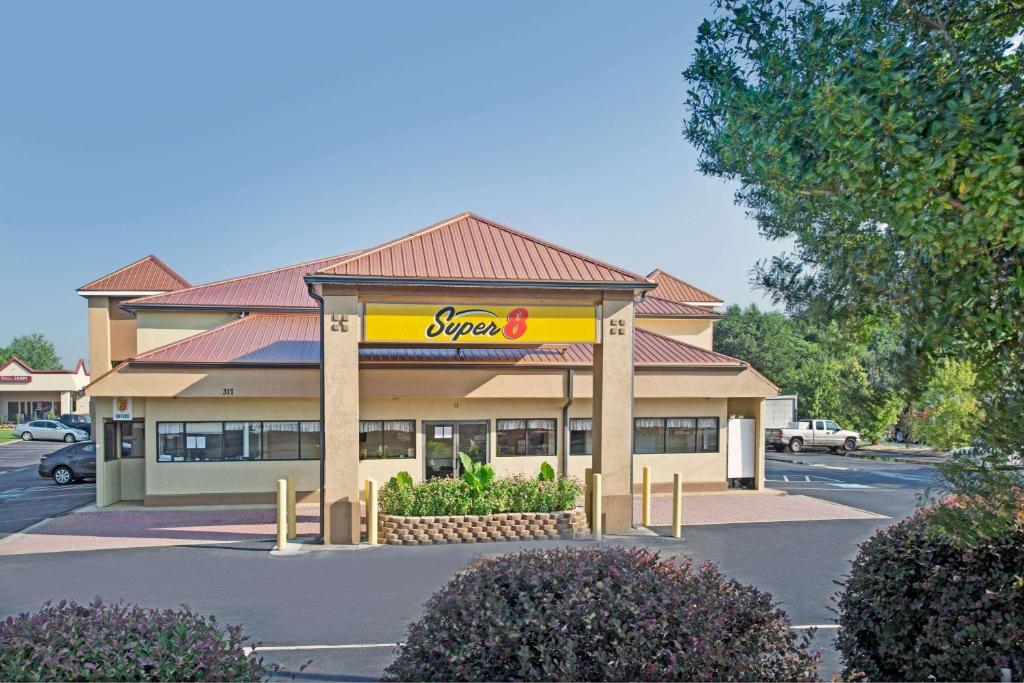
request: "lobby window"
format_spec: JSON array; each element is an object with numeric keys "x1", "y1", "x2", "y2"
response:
[
  {"x1": 497, "y1": 419, "x2": 556, "y2": 456},
  {"x1": 359, "y1": 420, "x2": 415, "y2": 459},
  {"x1": 569, "y1": 418, "x2": 592, "y2": 455},
  {"x1": 157, "y1": 423, "x2": 185, "y2": 461},
  {"x1": 299, "y1": 421, "x2": 321, "y2": 459},
  {"x1": 634, "y1": 417, "x2": 719, "y2": 454}
]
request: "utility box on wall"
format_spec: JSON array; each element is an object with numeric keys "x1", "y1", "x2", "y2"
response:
[{"x1": 727, "y1": 417, "x2": 756, "y2": 489}]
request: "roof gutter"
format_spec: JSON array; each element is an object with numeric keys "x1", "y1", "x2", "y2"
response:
[
  {"x1": 306, "y1": 281, "x2": 327, "y2": 544},
  {"x1": 304, "y1": 275, "x2": 657, "y2": 291}
]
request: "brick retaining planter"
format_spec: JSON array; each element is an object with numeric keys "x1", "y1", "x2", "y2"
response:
[{"x1": 380, "y1": 509, "x2": 588, "y2": 545}]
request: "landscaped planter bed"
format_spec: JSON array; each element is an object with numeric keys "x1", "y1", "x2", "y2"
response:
[{"x1": 381, "y1": 509, "x2": 587, "y2": 545}]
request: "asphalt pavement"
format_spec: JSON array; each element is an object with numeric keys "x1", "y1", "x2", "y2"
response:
[
  {"x1": 0, "y1": 452, "x2": 939, "y2": 681},
  {"x1": 0, "y1": 440, "x2": 96, "y2": 539}
]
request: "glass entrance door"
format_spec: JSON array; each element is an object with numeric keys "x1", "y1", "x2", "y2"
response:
[{"x1": 423, "y1": 421, "x2": 489, "y2": 479}]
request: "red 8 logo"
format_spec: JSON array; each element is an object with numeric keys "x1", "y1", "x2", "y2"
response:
[{"x1": 503, "y1": 307, "x2": 528, "y2": 339}]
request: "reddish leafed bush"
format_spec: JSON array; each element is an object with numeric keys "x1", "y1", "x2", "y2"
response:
[
  {"x1": 0, "y1": 599, "x2": 274, "y2": 681},
  {"x1": 383, "y1": 546, "x2": 818, "y2": 681},
  {"x1": 836, "y1": 506, "x2": 1024, "y2": 681}
]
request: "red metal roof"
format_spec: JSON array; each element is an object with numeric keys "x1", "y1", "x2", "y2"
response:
[
  {"x1": 123, "y1": 251, "x2": 363, "y2": 310},
  {"x1": 133, "y1": 314, "x2": 320, "y2": 364},
  {"x1": 79, "y1": 255, "x2": 190, "y2": 293},
  {"x1": 313, "y1": 213, "x2": 653, "y2": 286},
  {"x1": 636, "y1": 296, "x2": 722, "y2": 318},
  {"x1": 647, "y1": 269, "x2": 722, "y2": 304},
  {"x1": 131, "y1": 314, "x2": 742, "y2": 368}
]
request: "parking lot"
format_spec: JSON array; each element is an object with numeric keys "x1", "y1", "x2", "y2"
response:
[{"x1": 0, "y1": 440, "x2": 96, "y2": 540}]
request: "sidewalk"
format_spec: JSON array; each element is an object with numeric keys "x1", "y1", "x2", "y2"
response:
[
  {"x1": 0, "y1": 505, "x2": 320, "y2": 556},
  {"x1": 637, "y1": 492, "x2": 886, "y2": 527}
]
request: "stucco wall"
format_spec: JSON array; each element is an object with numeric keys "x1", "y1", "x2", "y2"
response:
[
  {"x1": 635, "y1": 318, "x2": 715, "y2": 349},
  {"x1": 135, "y1": 311, "x2": 240, "y2": 354},
  {"x1": 108, "y1": 297, "x2": 137, "y2": 363}
]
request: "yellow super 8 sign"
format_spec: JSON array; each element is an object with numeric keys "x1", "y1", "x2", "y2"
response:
[{"x1": 363, "y1": 303, "x2": 598, "y2": 344}]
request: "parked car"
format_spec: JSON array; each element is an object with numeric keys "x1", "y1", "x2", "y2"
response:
[
  {"x1": 765, "y1": 419, "x2": 862, "y2": 453},
  {"x1": 38, "y1": 441, "x2": 96, "y2": 484},
  {"x1": 14, "y1": 420, "x2": 90, "y2": 443},
  {"x1": 59, "y1": 413, "x2": 92, "y2": 437}
]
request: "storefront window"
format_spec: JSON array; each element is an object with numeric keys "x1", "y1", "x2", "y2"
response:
[
  {"x1": 186, "y1": 422, "x2": 223, "y2": 461},
  {"x1": 665, "y1": 418, "x2": 697, "y2": 453},
  {"x1": 634, "y1": 417, "x2": 719, "y2": 454},
  {"x1": 569, "y1": 418, "x2": 592, "y2": 455},
  {"x1": 121, "y1": 422, "x2": 145, "y2": 458},
  {"x1": 359, "y1": 420, "x2": 415, "y2": 459},
  {"x1": 158, "y1": 423, "x2": 185, "y2": 461},
  {"x1": 264, "y1": 422, "x2": 299, "y2": 460},
  {"x1": 299, "y1": 421, "x2": 322, "y2": 459},
  {"x1": 497, "y1": 418, "x2": 556, "y2": 456},
  {"x1": 698, "y1": 417, "x2": 719, "y2": 452},
  {"x1": 156, "y1": 420, "x2": 321, "y2": 462},
  {"x1": 224, "y1": 422, "x2": 262, "y2": 460}
]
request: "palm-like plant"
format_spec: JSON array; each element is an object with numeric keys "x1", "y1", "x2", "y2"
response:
[{"x1": 459, "y1": 452, "x2": 495, "y2": 495}]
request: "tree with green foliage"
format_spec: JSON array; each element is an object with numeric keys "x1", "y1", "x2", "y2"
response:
[
  {"x1": 0, "y1": 333, "x2": 62, "y2": 371},
  {"x1": 910, "y1": 359, "x2": 981, "y2": 452},
  {"x1": 715, "y1": 305, "x2": 905, "y2": 442},
  {"x1": 684, "y1": 0, "x2": 1024, "y2": 455}
]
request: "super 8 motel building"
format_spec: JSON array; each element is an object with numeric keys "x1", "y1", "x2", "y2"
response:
[{"x1": 80, "y1": 213, "x2": 777, "y2": 544}]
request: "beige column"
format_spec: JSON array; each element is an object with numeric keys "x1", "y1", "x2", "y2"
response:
[
  {"x1": 591, "y1": 292, "x2": 635, "y2": 533},
  {"x1": 322, "y1": 293, "x2": 362, "y2": 544},
  {"x1": 87, "y1": 296, "x2": 112, "y2": 375}
]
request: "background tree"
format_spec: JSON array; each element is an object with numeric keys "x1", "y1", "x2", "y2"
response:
[
  {"x1": 684, "y1": 0, "x2": 1024, "y2": 454},
  {"x1": 909, "y1": 359, "x2": 981, "y2": 452},
  {"x1": 0, "y1": 333, "x2": 63, "y2": 371}
]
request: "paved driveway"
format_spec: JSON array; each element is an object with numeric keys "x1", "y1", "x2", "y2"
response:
[{"x1": 0, "y1": 441, "x2": 95, "y2": 539}]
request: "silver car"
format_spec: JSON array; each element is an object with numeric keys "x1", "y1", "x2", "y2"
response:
[{"x1": 14, "y1": 420, "x2": 90, "y2": 443}]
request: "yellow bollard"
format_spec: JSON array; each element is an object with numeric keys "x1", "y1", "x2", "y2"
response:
[
  {"x1": 672, "y1": 473, "x2": 682, "y2": 539},
  {"x1": 366, "y1": 479, "x2": 379, "y2": 545},
  {"x1": 592, "y1": 473, "x2": 602, "y2": 541},
  {"x1": 276, "y1": 479, "x2": 288, "y2": 551},
  {"x1": 286, "y1": 475, "x2": 297, "y2": 540},
  {"x1": 641, "y1": 465, "x2": 651, "y2": 526},
  {"x1": 584, "y1": 467, "x2": 593, "y2": 526}
]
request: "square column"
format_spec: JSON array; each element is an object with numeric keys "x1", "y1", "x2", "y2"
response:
[
  {"x1": 591, "y1": 292, "x2": 635, "y2": 533},
  {"x1": 322, "y1": 293, "x2": 361, "y2": 544}
]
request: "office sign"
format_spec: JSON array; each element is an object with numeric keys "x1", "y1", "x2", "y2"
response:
[
  {"x1": 0, "y1": 375, "x2": 30, "y2": 383},
  {"x1": 113, "y1": 397, "x2": 133, "y2": 421},
  {"x1": 363, "y1": 303, "x2": 599, "y2": 344}
]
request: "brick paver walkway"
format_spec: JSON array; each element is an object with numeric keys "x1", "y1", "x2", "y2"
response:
[
  {"x1": 636, "y1": 493, "x2": 886, "y2": 527},
  {"x1": 0, "y1": 507, "x2": 320, "y2": 556}
]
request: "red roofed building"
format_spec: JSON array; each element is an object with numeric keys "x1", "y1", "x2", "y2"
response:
[{"x1": 82, "y1": 212, "x2": 776, "y2": 542}]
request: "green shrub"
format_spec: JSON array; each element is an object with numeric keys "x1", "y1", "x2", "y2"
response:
[
  {"x1": 0, "y1": 599, "x2": 274, "y2": 681},
  {"x1": 379, "y1": 472, "x2": 582, "y2": 516},
  {"x1": 383, "y1": 546, "x2": 818, "y2": 681},
  {"x1": 836, "y1": 505, "x2": 1024, "y2": 681}
]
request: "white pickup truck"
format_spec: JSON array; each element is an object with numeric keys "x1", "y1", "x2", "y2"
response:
[{"x1": 765, "y1": 419, "x2": 862, "y2": 453}]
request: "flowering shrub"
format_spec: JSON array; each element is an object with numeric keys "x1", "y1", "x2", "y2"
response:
[
  {"x1": 379, "y1": 473, "x2": 581, "y2": 517},
  {"x1": 383, "y1": 546, "x2": 818, "y2": 681},
  {"x1": 0, "y1": 599, "x2": 274, "y2": 681},
  {"x1": 836, "y1": 506, "x2": 1024, "y2": 681}
]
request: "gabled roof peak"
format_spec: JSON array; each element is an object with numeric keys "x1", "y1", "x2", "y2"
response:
[
  {"x1": 78, "y1": 255, "x2": 190, "y2": 294},
  {"x1": 647, "y1": 269, "x2": 722, "y2": 304},
  {"x1": 312, "y1": 212, "x2": 654, "y2": 287}
]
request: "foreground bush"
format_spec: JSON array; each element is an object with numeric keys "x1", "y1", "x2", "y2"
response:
[
  {"x1": 836, "y1": 506, "x2": 1024, "y2": 681},
  {"x1": 383, "y1": 546, "x2": 818, "y2": 681},
  {"x1": 0, "y1": 599, "x2": 273, "y2": 681},
  {"x1": 379, "y1": 474, "x2": 581, "y2": 516}
]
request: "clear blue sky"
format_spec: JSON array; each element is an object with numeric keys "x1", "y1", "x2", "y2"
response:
[{"x1": 0, "y1": 1, "x2": 785, "y2": 369}]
